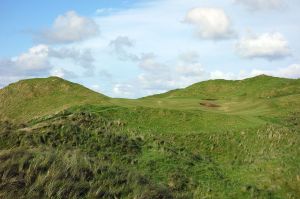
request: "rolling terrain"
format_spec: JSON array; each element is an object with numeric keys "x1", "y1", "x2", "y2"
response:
[
  {"x1": 0, "y1": 75, "x2": 299, "y2": 198},
  {"x1": 0, "y1": 77, "x2": 109, "y2": 121}
]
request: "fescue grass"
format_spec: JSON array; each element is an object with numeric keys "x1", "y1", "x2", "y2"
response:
[
  {"x1": 0, "y1": 75, "x2": 299, "y2": 198},
  {"x1": 0, "y1": 77, "x2": 109, "y2": 122}
]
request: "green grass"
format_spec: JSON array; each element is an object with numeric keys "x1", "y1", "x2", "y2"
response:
[
  {"x1": 146, "y1": 75, "x2": 300, "y2": 100},
  {"x1": 0, "y1": 76, "x2": 109, "y2": 122},
  {"x1": 0, "y1": 75, "x2": 299, "y2": 198}
]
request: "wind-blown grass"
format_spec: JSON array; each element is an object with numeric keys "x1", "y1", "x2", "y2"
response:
[{"x1": 0, "y1": 75, "x2": 299, "y2": 198}]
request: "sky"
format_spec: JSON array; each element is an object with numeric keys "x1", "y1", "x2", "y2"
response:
[{"x1": 0, "y1": 0, "x2": 300, "y2": 98}]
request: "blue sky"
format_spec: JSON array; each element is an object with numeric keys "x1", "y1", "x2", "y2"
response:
[{"x1": 0, "y1": 0, "x2": 300, "y2": 98}]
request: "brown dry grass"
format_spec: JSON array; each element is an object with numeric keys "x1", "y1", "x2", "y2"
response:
[{"x1": 199, "y1": 101, "x2": 221, "y2": 108}]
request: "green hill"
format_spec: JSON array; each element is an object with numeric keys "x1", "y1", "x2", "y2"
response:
[
  {"x1": 146, "y1": 75, "x2": 300, "y2": 100},
  {"x1": 112, "y1": 75, "x2": 300, "y2": 123},
  {"x1": 0, "y1": 76, "x2": 109, "y2": 121},
  {"x1": 0, "y1": 75, "x2": 299, "y2": 198}
]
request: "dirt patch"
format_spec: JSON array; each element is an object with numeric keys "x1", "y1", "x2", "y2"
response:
[
  {"x1": 199, "y1": 101, "x2": 220, "y2": 108},
  {"x1": 202, "y1": 98, "x2": 218, "y2": 101}
]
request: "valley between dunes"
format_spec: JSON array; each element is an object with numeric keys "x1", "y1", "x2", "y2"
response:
[{"x1": 0, "y1": 75, "x2": 299, "y2": 198}]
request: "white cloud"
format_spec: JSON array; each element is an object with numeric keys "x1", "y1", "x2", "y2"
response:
[
  {"x1": 113, "y1": 83, "x2": 134, "y2": 97},
  {"x1": 0, "y1": 44, "x2": 52, "y2": 77},
  {"x1": 138, "y1": 53, "x2": 167, "y2": 72},
  {"x1": 0, "y1": 45, "x2": 52, "y2": 87},
  {"x1": 2, "y1": 0, "x2": 299, "y2": 98},
  {"x1": 119, "y1": 52, "x2": 207, "y2": 97},
  {"x1": 234, "y1": 0, "x2": 284, "y2": 10},
  {"x1": 39, "y1": 11, "x2": 99, "y2": 44},
  {"x1": 210, "y1": 64, "x2": 300, "y2": 80},
  {"x1": 137, "y1": 51, "x2": 206, "y2": 92},
  {"x1": 136, "y1": 67, "x2": 207, "y2": 95},
  {"x1": 110, "y1": 36, "x2": 134, "y2": 49},
  {"x1": 249, "y1": 65, "x2": 300, "y2": 78},
  {"x1": 236, "y1": 32, "x2": 291, "y2": 60},
  {"x1": 176, "y1": 63, "x2": 205, "y2": 77},
  {"x1": 50, "y1": 47, "x2": 96, "y2": 75},
  {"x1": 15, "y1": 44, "x2": 51, "y2": 71},
  {"x1": 184, "y1": 7, "x2": 236, "y2": 40},
  {"x1": 0, "y1": 44, "x2": 97, "y2": 85},
  {"x1": 50, "y1": 68, "x2": 78, "y2": 79},
  {"x1": 210, "y1": 70, "x2": 236, "y2": 80},
  {"x1": 274, "y1": 64, "x2": 300, "y2": 78},
  {"x1": 113, "y1": 63, "x2": 300, "y2": 98},
  {"x1": 50, "y1": 68, "x2": 65, "y2": 78},
  {"x1": 137, "y1": 73, "x2": 177, "y2": 91},
  {"x1": 109, "y1": 36, "x2": 139, "y2": 61},
  {"x1": 90, "y1": 84, "x2": 105, "y2": 93}
]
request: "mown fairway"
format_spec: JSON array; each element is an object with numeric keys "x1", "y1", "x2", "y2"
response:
[{"x1": 0, "y1": 75, "x2": 299, "y2": 198}]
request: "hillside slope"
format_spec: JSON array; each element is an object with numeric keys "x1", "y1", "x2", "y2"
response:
[
  {"x1": 0, "y1": 75, "x2": 299, "y2": 198},
  {"x1": 0, "y1": 104, "x2": 299, "y2": 199},
  {"x1": 145, "y1": 75, "x2": 300, "y2": 100},
  {"x1": 112, "y1": 75, "x2": 300, "y2": 124},
  {"x1": 0, "y1": 76, "x2": 109, "y2": 121}
]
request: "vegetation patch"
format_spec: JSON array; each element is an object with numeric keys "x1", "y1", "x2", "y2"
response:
[
  {"x1": 0, "y1": 75, "x2": 299, "y2": 198},
  {"x1": 199, "y1": 101, "x2": 221, "y2": 108}
]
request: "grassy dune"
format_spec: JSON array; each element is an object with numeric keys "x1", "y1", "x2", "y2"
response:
[
  {"x1": 0, "y1": 75, "x2": 299, "y2": 198},
  {"x1": 0, "y1": 77, "x2": 109, "y2": 122}
]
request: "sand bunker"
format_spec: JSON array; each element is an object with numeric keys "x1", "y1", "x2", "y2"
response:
[{"x1": 199, "y1": 101, "x2": 220, "y2": 108}]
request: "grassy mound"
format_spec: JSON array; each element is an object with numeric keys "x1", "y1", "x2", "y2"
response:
[
  {"x1": 0, "y1": 112, "x2": 173, "y2": 199},
  {"x1": 0, "y1": 76, "x2": 109, "y2": 122},
  {"x1": 0, "y1": 75, "x2": 299, "y2": 198},
  {"x1": 146, "y1": 75, "x2": 300, "y2": 100}
]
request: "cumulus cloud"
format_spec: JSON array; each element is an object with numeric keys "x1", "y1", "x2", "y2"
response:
[
  {"x1": 184, "y1": 8, "x2": 236, "y2": 40},
  {"x1": 0, "y1": 45, "x2": 53, "y2": 87},
  {"x1": 236, "y1": 32, "x2": 291, "y2": 60},
  {"x1": 136, "y1": 64, "x2": 207, "y2": 94},
  {"x1": 111, "y1": 50, "x2": 208, "y2": 97},
  {"x1": 110, "y1": 36, "x2": 134, "y2": 50},
  {"x1": 113, "y1": 83, "x2": 134, "y2": 97},
  {"x1": 134, "y1": 62, "x2": 300, "y2": 97},
  {"x1": 210, "y1": 70, "x2": 237, "y2": 80},
  {"x1": 50, "y1": 48, "x2": 96, "y2": 75},
  {"x1": 176, "y1": 63, "x2": 205, "y2": 77},
  {"x1": 138, "y1": 53, "x2": 168, "y2": 72},
  {"x1": 109, "y1": 36, "x2": 169, "y2": 73},
  {"x1": 0, "y1": 45, "x2": 51, "y2": 77},
  {"x1": 210, "y1": 64, "x2": 300, "y2": 80},
  {"x1": 50, "y1": 68, "x2": 78, "y2": 79},
  {"x1": 0, "y1": 44, "x2": 98, "y2": 87},
  {"x1": 137, "y1": 51, "x2": 206, "y2": 91},
  {"x1": 15, "y1": 45, "x2": 51, "y2": 71},
  {"x1": 38, "y1": 11, "x2": 99, "y2": 44},
  {"x1": 137, "y1": 73, "x2": 177, "y2": 92},
  {"x1": 248, "y1": 65, "x2": 300, "y2": 79},
  {"x1": 273, "y1": 64, "x2": 300, "y2": 78},
  {"x1": 109, "y1": 36, "x2": 139, "y2": 61},
  {"x1": 234, "y1": 0, "x2": 284, "y2": 10}
]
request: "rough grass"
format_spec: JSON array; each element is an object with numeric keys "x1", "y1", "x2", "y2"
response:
[
  {"x1": 0, "y1": 77, "x2": 109, "y2": 122},
  {"x1": 145, "y1": 75, "x2": 300, "y2": 100},
  {"x1": 0, "y1": 112, "x2": 173, "y2": 199},
  {"x1": 1, "y1": 108, "x2": 299, "y2": 198},
  {"x1": 0, "y1": 75, "x2": 299, "y2": 198}
]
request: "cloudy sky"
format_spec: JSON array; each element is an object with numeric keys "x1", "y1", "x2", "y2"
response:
[{"x1": 1, "y1": 0, "x2": 300, "y2": 98}]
